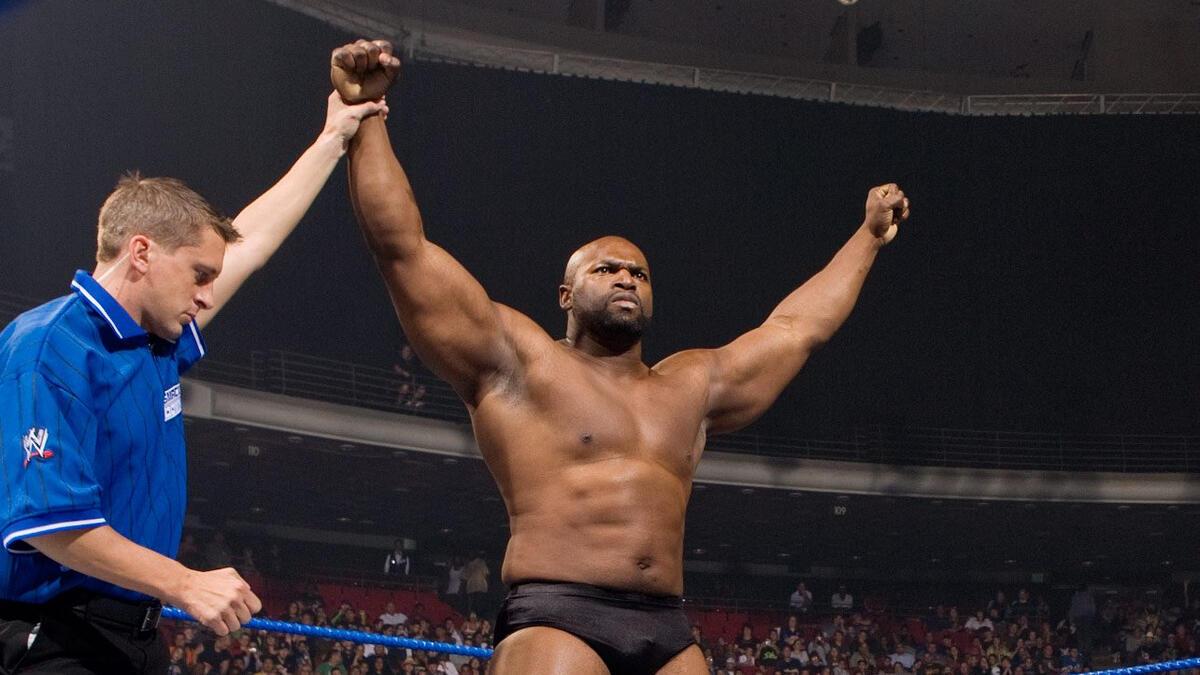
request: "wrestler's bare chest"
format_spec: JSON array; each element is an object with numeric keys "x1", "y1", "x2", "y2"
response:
[
  {"x1": 472, "y1": 349, "x2": 709, "y2": 480},
  {"x1": 473, "y1": 347, "x2": 707, "y2": 593}
]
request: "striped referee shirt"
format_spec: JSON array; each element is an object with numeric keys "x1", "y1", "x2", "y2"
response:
[{"x1": 0, "y1": 270, "x2": 205, "y2": 603}]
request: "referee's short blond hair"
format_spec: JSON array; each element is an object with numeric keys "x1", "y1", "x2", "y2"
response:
[{"x1": 95, "y1": 172, "x2": 241, "y2": 263}]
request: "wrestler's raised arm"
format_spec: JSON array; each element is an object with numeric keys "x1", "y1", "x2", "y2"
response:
[
  {"x1": 333, "y1": 40, "x2": 521, "y2": 405},
  {"x1": 684, "y1": 184, "x2": 910, "y2": 435}
]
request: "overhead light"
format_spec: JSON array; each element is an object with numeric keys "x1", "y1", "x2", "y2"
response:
[
  {"x1": 339, "y1": 443, "x2": 356, "y2": 451},
  {"x1": 778, "y1": 552, "x2": 791, "y2": 558},
  {"x1": 336, "y1": 516, "x2": 351, "y2": 523},
  {"x1": 788, "y1": 492, "x2": 805, "y2": 498},
  {"x1": 1005, "y1": 559, "x2": 1017, "y2": 564},
  {"x1": 442, "y1": 457, "x2": 459, "y2": 465},
  {"x1": 740, "y1": 488, "x2": 755, "y2": 495},
  {"x1": 287, "y1": 435, "x2": 303, "y2": 444},
  {"x1": 250, "y1": 506, "x2": 264, "y2": 514},
  {"x1": 693, "y1": 484, "x2": 708, "y2": 490},
  {"x1": 440, "y1": 528, "x2": 453, "y2": 534},
  {"x1": 1117, "y1": 505, "x2": 1132, "y2": 511},
  {"x1": 836, "y1": 495, "x2": 850, "y2": 501},
  {"x1": 693, "y1": 548, "x2": 706, "y2": 555},
  {"x1": 1081, "y1": 561, "x2": 1093, "y2": 567}
]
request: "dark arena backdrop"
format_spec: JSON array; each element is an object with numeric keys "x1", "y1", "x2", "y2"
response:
[{"x1": 0, "y1": 0, "x2": 1199, "y2": 673}]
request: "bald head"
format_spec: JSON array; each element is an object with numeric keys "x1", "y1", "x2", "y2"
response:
[
  {"x1": 563, "y1": 236, "x2": 648, "y2": 286},
  {"x1": 559, "y1": 235, "x2": 653, "y2": 349}
]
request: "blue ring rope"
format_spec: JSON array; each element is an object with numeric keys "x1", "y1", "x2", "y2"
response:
[
  {"x1": 161, "y1": 607, "x2": 494, "y2": 659},
  {"x1": 1087, "y1": 658, "x2": 1200, "y2": 675},
  {"x1": 161, "y1": 607, "x2": 1200, "y2": 672}
]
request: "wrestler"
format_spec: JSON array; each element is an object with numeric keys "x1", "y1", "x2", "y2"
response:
[{"x1": 331, "y1": 40, "x2": 910, "y2": 675}]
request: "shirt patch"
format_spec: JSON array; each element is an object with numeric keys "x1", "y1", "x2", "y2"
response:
[
  {"x1": 21, "y1": 428, "x2": 54, "y2": 468},
  {"x1": 163, "y1": 384, "x2": 182, "y2": 421}
]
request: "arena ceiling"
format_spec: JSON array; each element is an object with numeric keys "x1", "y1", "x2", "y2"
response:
[{"x1": 265, "y1": 0, "x2": 1200, "y2": 93}]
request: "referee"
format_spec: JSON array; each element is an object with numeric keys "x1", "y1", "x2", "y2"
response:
[{"x1": 0, "y1": 93, "x2": 386, "y2": 673}]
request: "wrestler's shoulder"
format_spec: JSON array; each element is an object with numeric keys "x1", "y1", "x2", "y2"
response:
[
  {"x1": 493, "y1": 303, "x2": 555, "y2": 347},
  {"x1": 651, "y1": 348, "x2": 718, "y2": 378}
]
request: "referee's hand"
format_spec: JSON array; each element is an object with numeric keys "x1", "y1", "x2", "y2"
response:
[{"x1": 172, "y1": 567, "x2": 263, "y2": 636}]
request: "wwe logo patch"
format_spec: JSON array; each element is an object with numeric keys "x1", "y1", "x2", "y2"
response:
[{"x1": 21, "y1": 428, "x2": 54, "y2": 468}]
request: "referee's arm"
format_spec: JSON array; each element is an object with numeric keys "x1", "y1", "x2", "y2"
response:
[
  {"x1": 28, "y1": 526, "x2": 261, "y2": 636},
  {"x1": 1, "y1": 373, "x2": 261, "y2": 636},
  {"x1": 196, "y1": 93, "x2": 388, "y2": 329}
]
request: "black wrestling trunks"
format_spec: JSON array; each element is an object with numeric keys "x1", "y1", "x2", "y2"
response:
[{"x1": 494, "y1": 581, "x2": 696, "y2": 675}]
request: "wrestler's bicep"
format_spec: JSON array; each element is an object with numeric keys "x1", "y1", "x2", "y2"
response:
[
  {"x1": 377, "y1": 241, "x2": 519, "y2": 400},
  {"x1": 702, "y1": 324, "x2": 816, "y2": 434}
]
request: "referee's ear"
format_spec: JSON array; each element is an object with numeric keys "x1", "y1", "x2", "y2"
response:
[{"x1": 128, "y1": 235, "x2": 154, "y2": 275}]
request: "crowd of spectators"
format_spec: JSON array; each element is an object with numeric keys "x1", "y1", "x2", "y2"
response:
[
  {"x1": 161, "y1": 574, "x2": 1200, "y2": 675},
  {"x1": 170, "y1": 533, "x2": 1198, "y2": 675},
  {"x1": 164, "y1": 594, "x2": 495, "y2": 675},
  {"x1": 698, "y1": 585, "x2": 1199, "y2": 675}
]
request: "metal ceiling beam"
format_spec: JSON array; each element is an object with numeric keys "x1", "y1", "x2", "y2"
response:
[
  {"x1": 183, "y1": 379, "x2": 1200, "y2": 504},
  {"x1": 263, "y1": 0, "x2": 1199, "y2": 116}
]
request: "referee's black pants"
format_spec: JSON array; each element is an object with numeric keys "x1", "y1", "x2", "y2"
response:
[{"x1": 0, "y1": 590, "x2": 168, "y2": 674}]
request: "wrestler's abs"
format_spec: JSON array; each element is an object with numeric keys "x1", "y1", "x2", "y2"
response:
[{"x1": 470, "y1": 347, "x2": 709, "y2": 598}]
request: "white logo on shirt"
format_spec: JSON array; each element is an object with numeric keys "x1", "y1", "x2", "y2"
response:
[
  {"x1": 21, "y1": 428, "x2": 53, "y2": 468},
  {"x1": 163, "y1": 384, "x2": 182, "y2": 421}
]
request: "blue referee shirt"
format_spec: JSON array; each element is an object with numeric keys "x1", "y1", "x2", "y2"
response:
[{"x1": 0, "y1": 270, "x2": 205, "y2": 603}]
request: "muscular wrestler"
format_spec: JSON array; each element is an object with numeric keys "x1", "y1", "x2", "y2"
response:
[{"x1": 331, "y1": 40, "x2": 910, "y2": 675}]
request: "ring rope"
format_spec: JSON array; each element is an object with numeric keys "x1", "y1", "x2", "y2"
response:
[{"x1": 161, "y1": 607, "x2": 495, "y2": 659}]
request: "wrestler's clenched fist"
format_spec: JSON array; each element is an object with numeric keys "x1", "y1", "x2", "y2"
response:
[{"x1": 331, "y1": 39, "x2": 401, "y2": 103}]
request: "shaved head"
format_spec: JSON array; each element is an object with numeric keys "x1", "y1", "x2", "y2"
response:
[
  {"x1": 563, "y1": 236, "x2": 648, "y2": 286},
  {"x1": 559, "y1": 235, "x2": 653, "y2": 349}
]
